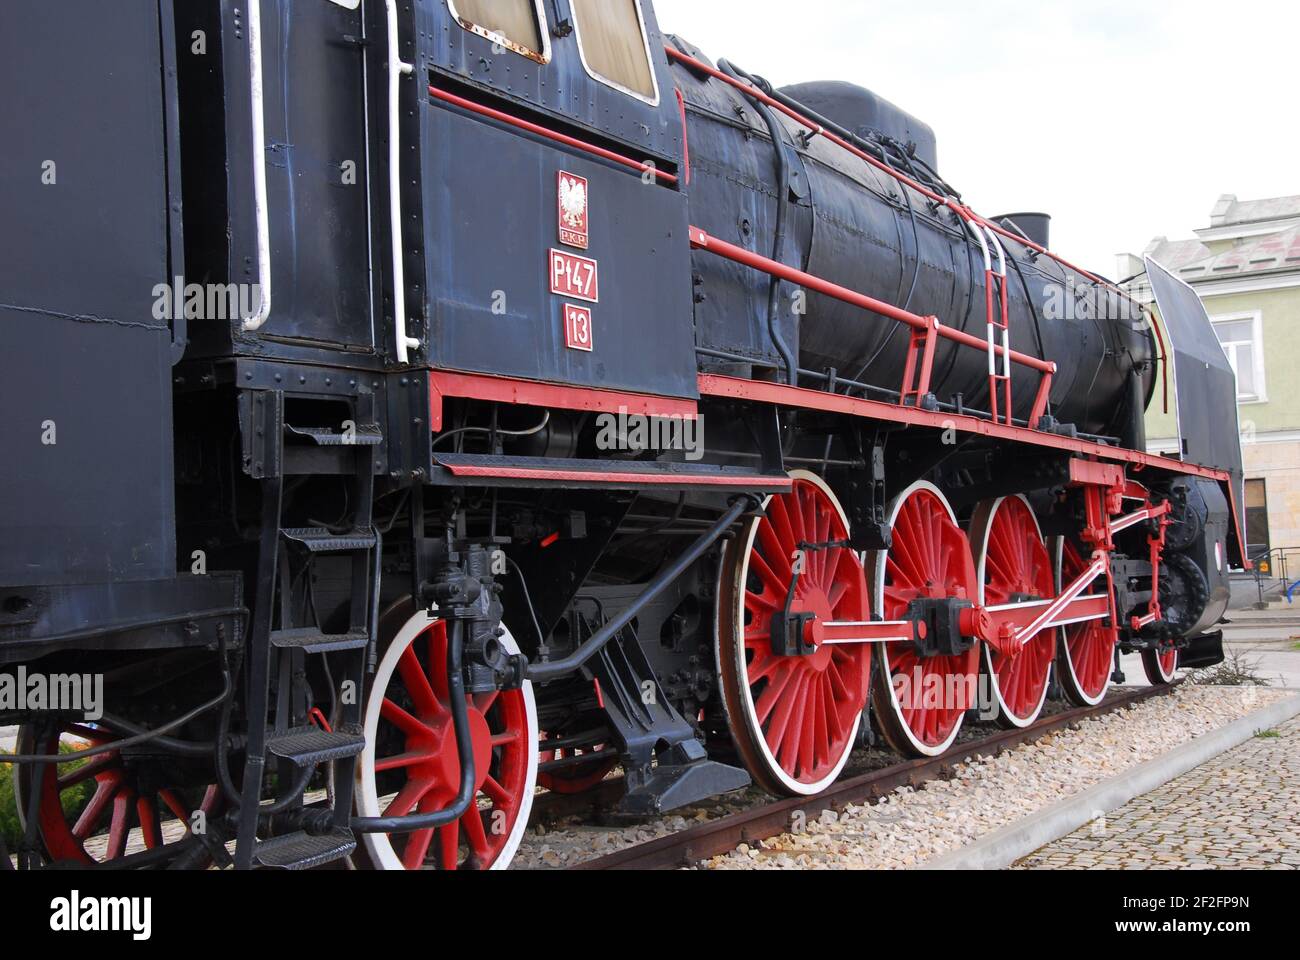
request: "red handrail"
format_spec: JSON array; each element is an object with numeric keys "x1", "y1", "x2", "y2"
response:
[
  {"x1": 688, "y1": 227, "x2": 1054, "y2": 375},
  {"x1": 689, "y1": 226, "x2": 1057, "y2": 428}
]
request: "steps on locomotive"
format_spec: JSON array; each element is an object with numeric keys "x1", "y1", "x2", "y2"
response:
[
  {"x1": 266, "y1": 726, "x2": 368, "y2": 767},
  {"x1": 285, "y1": 423, "x2": 384, "y2": 447},
  {"x1": 271, "y1": 627, "x2": 371, "y2": 655},
  {"x1": 234, "y1": 392, "x2": 383, "y2": 870},
  {"x1": 252, "y1": 829, "x2": 358, "y2": 871},
  {"x1": 281, "y1": 526, "x2": 379, "y2": 554}
]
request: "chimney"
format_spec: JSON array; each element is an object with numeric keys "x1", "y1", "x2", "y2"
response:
[{"x1": 1209, "y1": 194, "x2": 1237, "y2": 227}]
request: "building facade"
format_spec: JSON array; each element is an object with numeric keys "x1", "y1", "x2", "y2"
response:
[{"x1": 1119, "y1": 194, "x2": 1300, "y2": 569}]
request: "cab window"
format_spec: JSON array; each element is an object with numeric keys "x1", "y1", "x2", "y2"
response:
[
  {"x1": 571, "y1": 0, "x2": 658, "y2": 104},
  {"x1": 449, "y1": 0, "x2": 549, "y2": 63}
]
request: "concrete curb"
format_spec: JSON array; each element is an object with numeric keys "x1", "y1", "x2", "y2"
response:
[{"x1": 921, "y1": 693, "x2": 1300, "y2": 871}]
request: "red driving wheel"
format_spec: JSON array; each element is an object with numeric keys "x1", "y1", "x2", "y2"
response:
[
  {"x1": 354, "y1": 609, "x2": 538, "y2": 870},
  {"x1": 537, "y1": 734, "x2": 618, "y2": 795},
  {"x1": 870, "y1": 482, "x2": 981, "y2": 758},
  {"x1": 1055, "y1": 538, "x2": 1118, "y2": 707},
  {"x1": 717, "y1": 472, "x2": 873, "y2": 796},
  {"x1": 971, "y1": 496, "x2": 1056, "y2": 728},
  {"x1": 15, "y1": 723, "x2": 220, "y2": 866}
]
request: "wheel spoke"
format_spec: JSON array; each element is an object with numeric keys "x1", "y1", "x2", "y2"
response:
[
  {"x1": 380, "y1": 698, "x2": 432, "y2": 739},
  {"x1": 462, "y1": 808, "x2": 493, "y2": 864},
  {"x1": 480, "y1": 775, "x2": 512, "y2": 808},
  {"x1": 105, "y1": 793, "x2": 133, "y2": 860},
  {"x1": 438, "y1": 821, "x2": 460, "y2": 871},
  {"x1": 72, "y1": 777, "x2": 120, "y2": 840},
  {"x1": 398, "y1": 645, "x2": 441, "y2": 719},
  {"x1": 56, "y1": 754, "x2": 116, "y2": 790},
  {"x1": 383, "y1": 776, "x2": 435, "y2": 819},
  {"x1": 376, "y1": 750, "x2": 438, "y2": 772},
  {"x1": 137, "y1": 796, "x2": 162, "y2": 850},
  {"x1": 402, "y1": 829, "x2": 434, "y2": 870}
]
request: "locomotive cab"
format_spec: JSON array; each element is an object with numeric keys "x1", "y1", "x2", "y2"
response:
[{"x1": 172, "y1": 0, "x2": 698, "y2": 400}]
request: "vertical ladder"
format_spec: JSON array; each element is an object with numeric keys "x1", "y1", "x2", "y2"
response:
[
  {"x1": 234, "y1": 390, "x2": 384, "y2": 870},
  {"x1": 982, "y1": 226, "x2": 1013, "y2": 426}
]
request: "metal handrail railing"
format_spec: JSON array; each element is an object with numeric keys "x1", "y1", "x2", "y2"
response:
[{"x1": 1251, "y1": 546, "x2": 1300, "y2": 606}]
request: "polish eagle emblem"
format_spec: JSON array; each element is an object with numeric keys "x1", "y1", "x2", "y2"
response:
[{"x1": 559, "y1": 174, "x2": 587, "y2": 229}]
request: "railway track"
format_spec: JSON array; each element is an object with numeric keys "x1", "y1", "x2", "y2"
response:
[{"x1": 570, "y1": 683, "x2": 1181, "y2": 870}]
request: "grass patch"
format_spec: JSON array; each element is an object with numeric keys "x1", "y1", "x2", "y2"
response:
[
  {"x1": 1189, "y1": 650, "x2": 1273, "y2": 687},
  {"x1": 0, "y1": 741, "x2": 96, "y2": 852},
  {"x1": 1256, "y1": 730, "x2": 1281, "y2": 740}
]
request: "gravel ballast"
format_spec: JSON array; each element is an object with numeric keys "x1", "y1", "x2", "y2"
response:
[{"x1": 701, "y1": 686, "x2": 1288, "y2": 870}]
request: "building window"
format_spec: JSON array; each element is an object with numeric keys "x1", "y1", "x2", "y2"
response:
[
  {"x1": 1245, "y1": 479, "x2": 1271, "y2": 564},
  {"x1": 1212, "y1": 311, "x2": 1266, "y2": 403},
  {"x1": 571, "y1": 0, "x2": 659, "y2": 104},
  {"x1": 449, "y1": 0, "x2": 550, "y2": 63}
]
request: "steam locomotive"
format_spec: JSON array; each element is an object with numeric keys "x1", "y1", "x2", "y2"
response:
[{"x1": 0, "y1": 0, "x2": 1243, "y2": 870}]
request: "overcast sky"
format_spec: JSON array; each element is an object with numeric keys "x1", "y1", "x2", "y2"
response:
[{"x1": 653, "y1": 0, "x2": 1299, "y2": 277}]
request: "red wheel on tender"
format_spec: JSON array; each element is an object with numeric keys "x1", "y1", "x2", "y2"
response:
[
  {"x1": 971, "y1": 496, "x2": 1056, "y2": 729},
  {"x1": 354, "y1": 609, "x2": 538, "y2": 870},
  {"x1": 15, "y1": 723, "x2": 220, "y2": 866},
  {"x1": 537, "y1": 734, "x2": 617, "y2": 795},
  {"x1": 717, "y1": 472, "x2": 873, "y2": 796},
  {"x1": 1142, "y1": 644, "x2": 1180, "y2": 686},
  {"x1": 870, "y1": 482, "x2": 980, "y2": 758},
  {"x1": 1054, "y1": 538, "x2": 1118, "y2": 707}
]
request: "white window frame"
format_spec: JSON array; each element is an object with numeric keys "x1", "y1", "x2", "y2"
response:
[
  {"x1": 447, "y1": 0, "x2": 552, "y2": 64},
  {"x1": 571, "y1": 0, "x2": 661, "y2": 107},
  {"x1": 1211, "y1": 309, "x2": 1267, "y2": 405}
]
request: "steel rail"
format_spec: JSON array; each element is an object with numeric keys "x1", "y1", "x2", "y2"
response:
[{"x1": 571, "y1": 682, "x2": 1181, "y2": 870}]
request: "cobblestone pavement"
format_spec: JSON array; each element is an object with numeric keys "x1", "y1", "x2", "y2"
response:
[{"x1": 1015, "y1": 717, "x2": 1300, "y2": 870}]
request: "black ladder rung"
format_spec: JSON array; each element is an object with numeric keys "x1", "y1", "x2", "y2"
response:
[
  {"x1": 285, "y1": 423, "x2": 384, "y2": 447},
  {"x1": 253, "y1": 829, "x2": 356, "y2": 871},
  {"x1": 271, "y1": 628, "x2": 370, "y2": 654},
  {"x1": 281, "y1": 526, "x2": 377, "y2": 553},
  {"x1": 266, "y1": 726, "x2": 367, "y2": 766}
]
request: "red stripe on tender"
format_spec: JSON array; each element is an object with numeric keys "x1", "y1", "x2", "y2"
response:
[{"x1": 439, "y1": 462, "x2": 790, "y2": 490}]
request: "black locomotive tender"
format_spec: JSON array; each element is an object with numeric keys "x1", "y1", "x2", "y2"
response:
[{"x1": 0, "y1": 0, "x2": 1244, "y2": 870}]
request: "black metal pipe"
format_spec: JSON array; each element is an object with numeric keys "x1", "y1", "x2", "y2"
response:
[
  {"x1": 97, "y1": 713, "x2": 214, "y2": 757},
  {"x1": 527, "y1": 496, "x2": 758, "y2": 683},
  {"x1": 1, "y1": 655, "x2": 235, "y2": 765},
  {"x1": 720, "y1": 60, "x2": 797, "y2": 387},
  {"x1": 352, "y1": 618, "x2": 477, "y2": 835},
  {"x1": 1, "y1": 606, "x2": 247, "y2": 650}
]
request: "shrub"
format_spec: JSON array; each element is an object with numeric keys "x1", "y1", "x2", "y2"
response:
[{"x1": 0, "y1": 740, "x2": 97, "y2": 854}]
